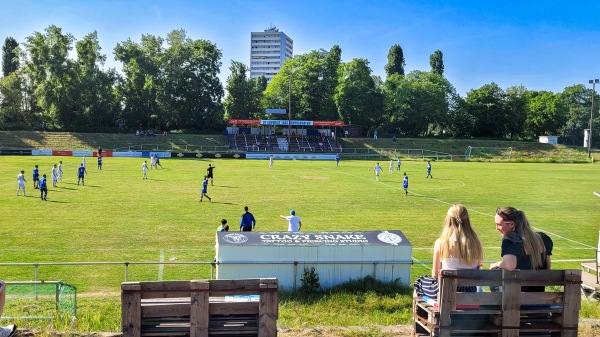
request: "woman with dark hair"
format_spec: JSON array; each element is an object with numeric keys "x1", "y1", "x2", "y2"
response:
[{"x1": 490, "y1": 206, "x2": 553, "y2": 292}]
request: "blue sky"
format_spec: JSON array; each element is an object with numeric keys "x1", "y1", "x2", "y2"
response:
[{"x1": 2, "y1": 0, "x2": 599, "y2": 96}]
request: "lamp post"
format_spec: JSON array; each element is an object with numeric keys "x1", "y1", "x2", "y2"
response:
[
  {"x1": 589, "y1": 79, "x2": 599, "y2": 158},
  {"x1": 286, "y1": 69, "x2": 295, "y2": 151}
]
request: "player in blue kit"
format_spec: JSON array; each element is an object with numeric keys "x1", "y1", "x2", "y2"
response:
[
  {"x1": 335, "y1": 154, "x2": 340, "y2": 166},
  {"x1": 97, "y1": 155, "x2": 103, "y2": 170},
  {"x1": 200, "y1": 175, "x2": 211, "y2": 202},
  {"x1": 77, "y1": 163, "x2": 87, "y2": 185},
  {"x1": 426, "y1": 161, "x2": 433, "y2": 179},
  {"x1": 39, "y1": 174, "x2": 48, "y2": 200},
  {"x1": 32, "y1": 165, "x2": 40, "y2": 189},
  {"x1": 403, "y1": 172, "x2": 409, "y2": 196}
]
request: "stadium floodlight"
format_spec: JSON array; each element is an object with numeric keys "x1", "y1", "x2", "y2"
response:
[{"x1": 589, "y1": 79, "x2": 599, "y2": 158}]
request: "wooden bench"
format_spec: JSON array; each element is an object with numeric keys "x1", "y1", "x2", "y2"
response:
[
  {"x1": 412, "y1": 269, "x2": 581, "y2": 337},
  {"x1": 122, "y1": 278, "x2": 278, "y2": 337}
]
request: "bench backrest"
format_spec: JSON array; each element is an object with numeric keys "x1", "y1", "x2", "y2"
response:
[
  {"x1": 438, "y1": 269, "x2": 581, "y2": 335},
  {"x1": 122, "y1": 278, "x2": 278, "y2": 337}
]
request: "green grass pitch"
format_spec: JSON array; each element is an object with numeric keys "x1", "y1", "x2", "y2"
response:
[{"x1": 0, "y1": 156, "x2": 599, "y2": 293}]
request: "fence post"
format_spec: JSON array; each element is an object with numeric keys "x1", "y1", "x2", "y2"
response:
[
  {"x1": 34, "y1": 263, "x2": 39, "y2": 299},
  {"x1": 125, "y1": 262, "x2": 129, "y2": 282}
]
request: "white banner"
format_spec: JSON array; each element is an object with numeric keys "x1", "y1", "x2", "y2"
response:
[{"x1": 32, "y1": 150, "x2": 52, "y2": 156}]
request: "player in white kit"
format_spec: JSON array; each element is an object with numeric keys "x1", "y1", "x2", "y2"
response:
[{"x1": 16, "y1": 170, "x2": 27, "y2": 196}]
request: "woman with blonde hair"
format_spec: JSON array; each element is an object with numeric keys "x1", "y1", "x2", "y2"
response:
[
  {"x1": 432, "y1": 203, "x2": 483, "y2": 277},
  {"x1": 414, "y1": 204, "x2": 483, "y2": 297},
  {"x1": 490, "y1": 207, "x2": 552, "y2": 292}
]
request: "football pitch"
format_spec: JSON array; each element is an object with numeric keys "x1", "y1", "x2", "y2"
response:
[{"x1": 0, "y1": 156, "x2": 599, "y2": 293}]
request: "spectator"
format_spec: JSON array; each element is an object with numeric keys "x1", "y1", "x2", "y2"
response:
[
  {"x1": 414, "y1": 204, "x2": 482, "y2": 297},
  {"x1": 489, "y1": 207, "x2": 553, "y2": 292},
  {"x1": 0, "y1": 280, "x2": 17, "y2": 337},
  {"x1": 217, "y1": 219, "x2": 229, "y2": 232},
  {"x1": 280, "y1": 210, "x2": 302, "y2": 232},
  {"x1": 240, "y1": 206, "x2": 256, "y2": 231}
]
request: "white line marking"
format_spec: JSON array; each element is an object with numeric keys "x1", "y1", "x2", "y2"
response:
[
  {"x1": 320, "y1": 166, "x2": 596, "y2": 249},
  {"x1": 158, "y1": 249, "x2": 164, "y2": 280}
]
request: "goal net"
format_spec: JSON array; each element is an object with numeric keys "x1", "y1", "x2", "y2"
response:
[
  {"x1": 2, "y1": 281, "x2": 76, "y2": 320},
  {"x1": 464, "y1": 146, "x2": 513, "y2": 160}
]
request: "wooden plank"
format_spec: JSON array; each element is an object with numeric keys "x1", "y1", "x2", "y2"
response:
[
  {"x1": 211, "y1": 302, "x2": 259, "y2": 315},
  {"x1": 554, "y1": 270, "x2": 581, "y2": 337},
  {"x1": 142, "y1": 302, "x2": 190, "y2": 318},
  {"x1": 258, "y1": 279, "x2": 278, "y2": 337},
  {"x1": 190, "y1": 280, "x2": 209, "y2": 337},
  {"x1": 122, "y1": 283, "x2": 142, "y2": 337},
  {"x1": 501, "y1": 270, "x2": 520, "y2": 337},
  {"x1": 438, "y1": 269, "x2": 456, "y2": 337}
]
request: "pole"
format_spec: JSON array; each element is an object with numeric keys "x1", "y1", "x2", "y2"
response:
[
  {"x1": 288, "y1": 73, "x2": 292, "y2": 152},
  {"x1": 590, "y1": 79, "x2": 599, "y2": 159}
]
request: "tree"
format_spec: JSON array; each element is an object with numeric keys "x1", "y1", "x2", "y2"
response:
[
  {"x1": 22, "y1": 25, "x2": 77, "y2": 128},
  {"x1": 385, "y1": 44, "x2": 405, "y2": 78},
  {"x1": 334, "y1": 58, "x2": 384, "y2": 128},
  {"x1": 2, "y1": 37, "x2": 19, "y2": 76},
  {"x1": 115, "y1": 30, "x2": 224, "y2": 131},
  {"x1": 73, "y1": 31, "x2": 119, "y2": 130},
  {"x1": 504, "y1": 85, "x2": 528, "y2": 139},
  {"x1": 263, "y1": 45, "x2": 342, "y2": 122},
  {"x1": 429, "y1": 50, "x2": 444, "y2": 76},
  {"x1": 561, "y1": 84, "x2": 594, "y2": 145},
  {"x1": 382, "y1": 71, "x2": 449, "y2": 136},
  {"x1": 160, "y1": 30, "x2": 224, "y2": 130},
  {"x1": 463, "y1": 83, "x2": 507, "y2": 138},
  {"x1": 524, "y1": 91, "x2": 567, "y2": 137},
  {"x1": 0, "y1": 72, "x2": 26, "y2": 127},
  {"x1": 224, "y1": 61, "x2": 263, "y2": 119}
]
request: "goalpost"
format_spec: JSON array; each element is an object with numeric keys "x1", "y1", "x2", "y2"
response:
[{"x1": 464, "y1": 146, "x2": 513, "y2": 160}]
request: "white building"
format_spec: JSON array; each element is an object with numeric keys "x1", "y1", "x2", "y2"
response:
[{"x1": 250, "y1": 26, "x2": 293, "y2": 82}]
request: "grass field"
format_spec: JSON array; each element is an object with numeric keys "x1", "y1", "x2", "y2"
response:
[{"x1": 1, "y1": 155, "x2": 599, "y2": 333}]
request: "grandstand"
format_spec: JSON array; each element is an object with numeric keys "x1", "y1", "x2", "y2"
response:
[{"x1": 0, "y1": 131, "x2": 592, "y2": 161}]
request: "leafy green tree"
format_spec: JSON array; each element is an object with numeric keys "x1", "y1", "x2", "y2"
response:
[
  {"x1": 2, "y1": 37, "x2": 19, "y2": 76},
  {"x1": 382, "y1": 70, "x2": 456, "y2": 136},
  {"x1": 463, "y1": 83, "x2": 507, "y2": 138},
  {"x1": 385, "y1": 44, "x2": 405, "y2": 77},
  {"x1": 334, "y1": 58, "x2": 384, "y2": 128},
  {"x1": 429, "y1": 50, "x2": 444, "y2": 76},
  {"x1": 224, "y1": 61, "x2": 263, "y2": 119},
  {"x1": 561, "y1": 84, "x2": 595, "y2": 145},
  {"x1": 0, "y1": 72, "x2": 26, "y2": 127},
  {"x1": 23, "y1": 25, "x2": 77, "y2": 128},
  {"x1": 160, "y1": 30, "x2": 224, "y2": 130},
  {"x1": 446, "y1": 97, "x2": 475, "y2": 137},
  {"x1": 263, "y1": 45, "x2": 341, "y2": 122},
  {"x1": 73, "y1": 31, "x2": 119, "y2": 130},
  {"x1": 504, "y1": 85, "x2": 528, "y2": 139},
  {"x1": 256, "y1": 75, "x2": 268, "y2": 92},
  {"x1": 524, "y1": 91, "x2": 567, "y2": 137},
  {"x1": 115, "y1": 34, "x2": 163, "y2": 130}
]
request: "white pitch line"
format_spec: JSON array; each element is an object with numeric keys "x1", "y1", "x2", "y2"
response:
[
  {"x1": 158, "y1": 249, "x2": 164, "y2": 281},
  {"x1": 320, "y1": 166, "x2": 596, "y2": 250}
]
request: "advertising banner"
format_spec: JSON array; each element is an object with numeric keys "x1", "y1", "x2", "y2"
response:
[{"x1": 217, "y1": 231, "x2": 410, "y2": 247}]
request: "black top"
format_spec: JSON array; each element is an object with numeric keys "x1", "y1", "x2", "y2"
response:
[{"x1": 501, "y1": 231, "x2": 553, "y2": 292}]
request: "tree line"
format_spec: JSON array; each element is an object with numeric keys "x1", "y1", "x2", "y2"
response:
[{"x1": 1, "y1": 25, "x2": 597, "y2": 146}]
